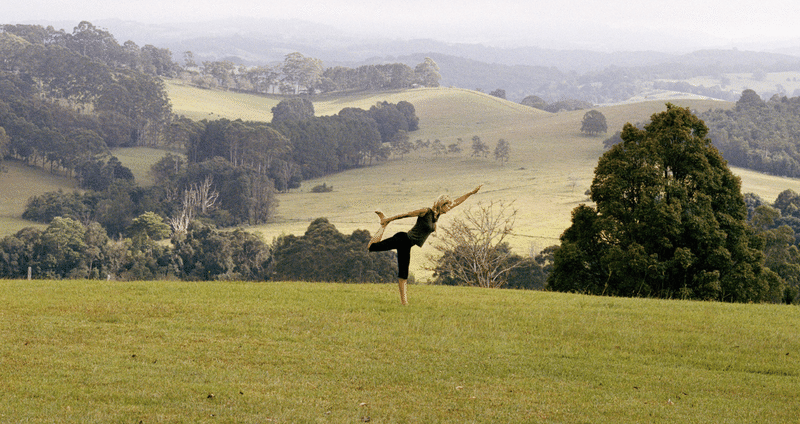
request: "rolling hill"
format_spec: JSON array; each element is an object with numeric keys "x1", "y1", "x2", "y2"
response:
[
  {"x1": 3, "y1": 82, "x2": 800, "y2": 280},
  {"x1": 164, "y1": 82, "x2": 800, "y2": 279}
]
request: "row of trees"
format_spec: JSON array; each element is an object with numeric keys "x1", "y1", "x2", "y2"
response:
[
  {"x1": 270, "y1": 99, "x2": 418, "y2": 178},
  {"x1": 20, "y1": 97, "x2": 420, "y2": 235},
  {"x1": 0, "y1": 216, "x2": 396, "y2": 282},
  {"x1": 701, "y1": 89, "x2": 800, "y2": 178},
  {"x1": 5, "y1": 198, "x2": 551, "y2": 289},
  {"x1": 187, "y1": 52, "x2": 442, "y2": 95},
  {"x1": 22, "y1": 152, "x2": 280, "y2": 236},
  {"x1": 184, "y1": 99, "x2": 419, "y2": 183},
  {"x1": 390, "y1": 136, "x2": 511, "y2": 165},
  {"x1": 520, "y1": 95, "x2": 594, "y2": 113},
  {"x1": 0, "y1": 23, "x2": 174, "y2": 178},
  {"x1": 2, "y1": 22, "x2": 179, "y2": 78}
]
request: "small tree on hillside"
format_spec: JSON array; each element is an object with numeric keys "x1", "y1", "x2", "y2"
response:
[
  {"x1": 414, "y1": 57, "x2": 441, "y2": 87},
  {"x1": 520, "y1": 95, "x2": 548, "y2": 110},
  {"x1": 494, "y1": 138, "x2": 510, "y2": 165},
  {"x1": 580, "y1": 109, "x2": 608, "y2": 136},
  {"x1": 471, "y1": 135, "x2": 489, "y2": 158},
  {"x1": 390, "y1": 130, "x2": 413, "y2": 159},
  {"x1": 489, "y1": 89, "x2": 506, "y2": 99}
]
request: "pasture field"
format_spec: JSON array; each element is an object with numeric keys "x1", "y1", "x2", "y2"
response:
[
  {"x1": 4, "y1": 83, "x2": 800, "y2": 276},
  {"x1": 0, "y1": 160, "x2": 76, "y2": 235},
  {"x1": 661, "y1": 71, "x2": 800, "y2": 99},
  {"x1": 164, "y1": 82, "x2": 800, "y2": 278},
  {"x1": 1, "y1": 279, "x2": 799, "y2": 423},
  {"x1": 110, "y1": 147, "x2": 183, "y2": 186}
]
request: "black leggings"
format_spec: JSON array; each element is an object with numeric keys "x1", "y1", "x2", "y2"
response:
[{"x1": 369, "y1": 232, "x2": 414, "y2": 279}]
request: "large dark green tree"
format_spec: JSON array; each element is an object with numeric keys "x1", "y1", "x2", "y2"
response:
[{"x1": 549, "y1": 104, "x2": 783, "y2": 302}]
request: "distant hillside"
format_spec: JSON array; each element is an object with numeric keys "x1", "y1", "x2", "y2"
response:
[
  {"x1": 5, "y1": 83, "x2": 800, "y2": 285},
  {"x1": 162, "y1": 83, "x2": 800, "y2": 270},
  {"x1": 73, "y1": 18, "x2": 800, "y2": 103}
]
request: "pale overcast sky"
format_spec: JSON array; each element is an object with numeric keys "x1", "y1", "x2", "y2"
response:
[{"x1": 6, "y1": 0, "x2": 800, "y2": 51}]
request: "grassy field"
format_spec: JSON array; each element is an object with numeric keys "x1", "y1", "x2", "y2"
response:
[
  {"x1": 0, "y1": 160, "x2": 77, "y2": 234},
  {"x1": 664, "y1": 71, "x2": 800, "y2": 99},
  {"x1": 1, "y1": 279, "x2": 798, "y2": 423},
  {"x1": 110, "y1": 146, "x2": 181, "y2": 186},
  {"x1": 165, "y1": 81, "x2": 800, "y2": 278}
]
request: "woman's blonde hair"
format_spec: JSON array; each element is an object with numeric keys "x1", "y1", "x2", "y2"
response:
[{"x1": 433, "y1": 194, "x2": 452, "y2": 214}]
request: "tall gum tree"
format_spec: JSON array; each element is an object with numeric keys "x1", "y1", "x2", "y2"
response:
[{"x1": 549, "y1": 104, "x2": 783, "y2": 302}]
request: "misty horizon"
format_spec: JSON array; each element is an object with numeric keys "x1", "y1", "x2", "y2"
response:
[{"x1": 6, "y1": 1, "x2": 800, "y2": 54}]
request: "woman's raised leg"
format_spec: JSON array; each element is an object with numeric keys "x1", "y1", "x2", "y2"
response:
[{"x1": 367, "y1": 211, "x2": 388, "y2": 249}]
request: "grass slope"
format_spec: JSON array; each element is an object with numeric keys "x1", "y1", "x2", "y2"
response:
[
  {"x1": 0, "y1": 160, "x2": 78, "y2": 234},
  {"x1": 3, "y1": 82, "x2": 800, "y2": 263},
  {"x1": 165, "y1": 82, "x2": 800, "y2": 278},
  {"x1": 110, "y1": 146, "x2": 181, "y2": 186},
  {"x1": 2, "y1": 279, "x2": 798, "y2": 423}
]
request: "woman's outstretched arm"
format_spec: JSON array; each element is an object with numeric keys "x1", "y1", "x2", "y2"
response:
[{"x1": 442, "y1": 185, "x2": 482, "y2": 213}]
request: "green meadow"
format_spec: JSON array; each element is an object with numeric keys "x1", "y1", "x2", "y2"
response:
[
  {"x1": 169, "y1": 81, "x2": 800, "y2": 278},
  {"x1": 2, "y1": 279, "x2": 799, "y2": 423},
  {"x1": 1, "y1": 83, "x2": 800, "y2": 423},
  {"x1": 0, "y1": 160, "x2": 77, "y2": 235}
]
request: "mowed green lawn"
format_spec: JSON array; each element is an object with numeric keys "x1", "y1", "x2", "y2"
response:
[{"x1": 1, "y1": 279, "x2": 798, "y2": 423}]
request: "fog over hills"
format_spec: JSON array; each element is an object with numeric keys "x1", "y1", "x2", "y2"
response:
[
  {"x1": 37, "y1": 17, "x2": 800, "y2": 70},
  {"x1": 24, "y1": 16, "x2": 800, "y2": 103}
]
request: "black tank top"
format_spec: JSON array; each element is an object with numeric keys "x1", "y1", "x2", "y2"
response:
[{"x1": 406, "y1": 208, "x2": 438, "y2": 247}]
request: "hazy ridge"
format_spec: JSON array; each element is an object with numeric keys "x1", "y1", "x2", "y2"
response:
[{"x1": 33, "y1": 17, "x2": 800, "y2": 103}]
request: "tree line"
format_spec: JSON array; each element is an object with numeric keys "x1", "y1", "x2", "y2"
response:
[
  {"x1": 0, "y1": 23, "x2": 173, "y2": 177},
  {"x1": 701, "y1": 89, "x2": 800, "y2": 178},
  {"x1": 520, "y1": 95, "x2": 594, "y2": 113},
  {"x1": 184, "y1": 51, "x2": 442, "y2": 95},
  {"x1": 0, "y1": 216, "x2": 397, "y2": 282}
]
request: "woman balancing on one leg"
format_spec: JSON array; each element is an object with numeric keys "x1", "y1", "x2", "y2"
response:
[{"x1": 368, "y1": 185, "x2": 482, "y2": 305}]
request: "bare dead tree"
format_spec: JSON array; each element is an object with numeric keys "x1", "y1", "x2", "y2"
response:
[
  {"x1": 169, "y1": 189, "x2": 195, "y2": 233},
  {"x1": 170, "y1": 176, "x2": 218, "y2": 233},
  {"x1": 193, "y1": 175, "x2": 219, "y2": 215},
  {"x1": 428, "y1": 200, "x2": 519, "y2": 288}
]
